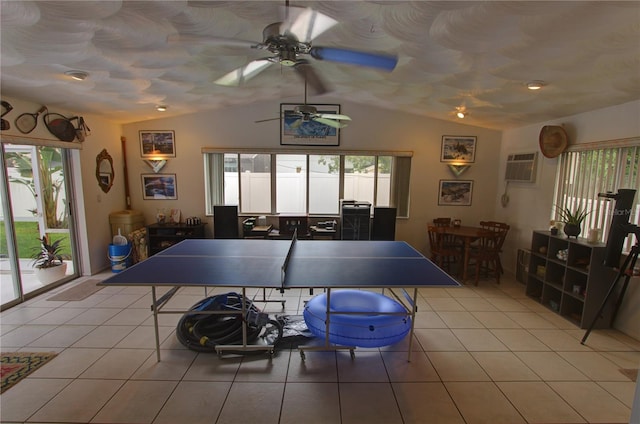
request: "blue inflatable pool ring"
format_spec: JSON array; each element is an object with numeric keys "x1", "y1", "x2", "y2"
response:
[{"x1": 303, "y1": 290, "x2": 411, "y2": 348}]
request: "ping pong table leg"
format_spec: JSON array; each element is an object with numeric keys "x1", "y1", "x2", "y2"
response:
[
  {"x1": 215, "y1": 287, "x2": 276, "y2": 356},
  {"x1": 406, "y1": 288, "x2": 418, "y2": 362},
  {"x1": 241, "y1": 287, "x2": 248, "y2": 348},
  {"x1": 298, "y1": 288, "x2": 356, "y2": 360},
  {"x1": 151, "y1": 286, "x2": 162, "y2": 362},
  {"x1": 239, "y1": 287, "x2": 286, "y2": 309}
]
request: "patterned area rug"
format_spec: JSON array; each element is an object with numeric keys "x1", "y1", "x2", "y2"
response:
[
  {"x1": 47, "y1": 279, "x2": 104, "y2": 301},
  {"x1": 0, "y1": 352, "x2": 57, "y2": 393}
]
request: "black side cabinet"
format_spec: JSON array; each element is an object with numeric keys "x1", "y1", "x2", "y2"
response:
[
  {"x1": 525, "y1": 230, "x2": 617, "y2": 329},
  {"x1": 146, "y1": 223, "x2": 206, "y2": 256}
]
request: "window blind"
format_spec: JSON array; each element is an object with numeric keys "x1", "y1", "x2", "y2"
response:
[{"x1": 553, "y1": 140, "x2": 640, "y2": 253}]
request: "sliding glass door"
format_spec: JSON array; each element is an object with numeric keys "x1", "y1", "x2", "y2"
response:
[{"x1": 1, "y1": 144, "x2": 78, "y2": 308}]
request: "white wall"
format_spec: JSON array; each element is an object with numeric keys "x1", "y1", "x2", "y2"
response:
[
  {"x1": 121, "y1": 97, "x2": 502, "y2": 253},
  {"x1": 76, "y1": 114, "x2": 128, "y2": 274},
  {"x1": 496, "y1": 99, "x2": 640, "y2": 339}
]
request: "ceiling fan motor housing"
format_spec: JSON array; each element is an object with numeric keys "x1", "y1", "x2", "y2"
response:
[
  {"x1": 294, "y1": 104, "x2": 317, "y2": 115},
  {"x1": 262, "y1": 22, "x2": 310, "y2": 66},
  {"x1": 263, "y1": 22, "x2": 285, "y2": 42}
]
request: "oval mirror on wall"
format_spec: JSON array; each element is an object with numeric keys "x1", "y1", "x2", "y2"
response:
[{"x1": 96, "y1": 148, "x2": 114, "y2": 193}]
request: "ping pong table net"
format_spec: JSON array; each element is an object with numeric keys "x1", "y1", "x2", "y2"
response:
[{"x1": 280, "y1": 228, "x2": 298, "y2": 292}]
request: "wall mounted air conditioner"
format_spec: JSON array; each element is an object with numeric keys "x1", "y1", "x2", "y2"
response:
[{"x1": 505, "y1": 152, "x2": 538, "y2": 183}]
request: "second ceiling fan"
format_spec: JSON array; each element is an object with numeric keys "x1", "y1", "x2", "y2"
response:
[{"x1": 256, "y1": 78, "x2": 351, "y2": 129}]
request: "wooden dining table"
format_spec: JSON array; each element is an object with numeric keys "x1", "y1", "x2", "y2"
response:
[{"x1": 439, "y1": 225, "x2": 486, "y2": 281}]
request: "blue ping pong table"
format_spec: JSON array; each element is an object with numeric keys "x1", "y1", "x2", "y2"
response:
[{"x1": 101, "y1": 237, "x2": 460, "y2": 361}]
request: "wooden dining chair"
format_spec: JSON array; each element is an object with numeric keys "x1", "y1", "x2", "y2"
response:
[
  {"x1": 427, "y1": 225, "x2": 462, "y2": 274},
  {"x1": 480, "y1": 221, "x2": 510, "y2": 233},
  {"x1": 432, "y1": 217, "x2": 464, "y2": 249},
  {"x1": 467, "y1": 229, "x2": 501, "y2": 285},
  {"x1": 479, "y1": 221, "x2": 510, "y2": 274},
  {"x1": 432, "y1": 217, "x2": 451, "y2": 227}
]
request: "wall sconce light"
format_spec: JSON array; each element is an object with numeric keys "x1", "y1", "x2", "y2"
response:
[
  {"x1": 144, "y1": 159, "x2": 167, "y2": 173},
  {"x1": 448, "y1": 164, "x2": 470, "y2": 177}
]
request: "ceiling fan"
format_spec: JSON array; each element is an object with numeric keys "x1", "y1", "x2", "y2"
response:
[
  {"x1": 200, "y1": 2, "x2": 398, "y2": 95},
  {"x1": 255, "y1": 79, "x2": 352, "y2": 129}
]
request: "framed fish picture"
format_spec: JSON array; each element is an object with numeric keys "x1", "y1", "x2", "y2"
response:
[{"x1": 440, "y1": 135, "x2": 476, "y2": 163}]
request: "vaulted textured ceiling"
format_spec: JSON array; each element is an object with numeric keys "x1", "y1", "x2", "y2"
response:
[{"x1": 1, "y1": 1, "x2": 639, "y2": 130}]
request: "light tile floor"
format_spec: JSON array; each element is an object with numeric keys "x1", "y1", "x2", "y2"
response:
[{"x1": 1, "y1": 272, "x2": 638, "y2": 423}]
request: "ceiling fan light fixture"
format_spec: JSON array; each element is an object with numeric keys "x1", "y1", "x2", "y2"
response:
[
  {"x1": 527, "y1": 80, "x2": 546, "y2": 90},
  {"x1": 280, "y1": 49, "x2": 297, "y2": 67},
  {"x1": 456, "y1": 111, "x2": 466, "y2": 119},
  {"x1": 156, "y1": 105, "x2": 168, "y2": 112},
  {"x1": 64, "y1": 70, "x2": 89, "y2": 81}
]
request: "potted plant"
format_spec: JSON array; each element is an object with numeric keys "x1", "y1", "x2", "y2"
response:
[
  {"x1": 555, "y1": 205, "x2": 590, "y2": 238},
  {"x1": 31, "y1": 235, "x2": 68, "y2": 284}
]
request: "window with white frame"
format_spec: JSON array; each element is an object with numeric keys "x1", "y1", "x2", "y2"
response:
[
  {"x1": 553, "y1": 138, "x2": 639, "y2": 253},
  {"x1": 204, "y1": 149, "x2": 412, "y2": 218},
  {"x1": 240, "y1": 153, "x2": 271, "y2": 214},
  {"x1": 276, "y1": 154, "x2": 306, "y2": 214},
  {"x1": 309, "y1": 154, "x2": 339, "y2": 214}
]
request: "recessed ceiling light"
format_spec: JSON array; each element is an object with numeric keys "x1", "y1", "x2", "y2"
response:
[
  {"x1": 527, "y1": 80, "x2": 546, "y2": 90},
  {"x1": 64, "y1": 70, "x2": 89, "y2": 81},
  {"x1": 156, "y1": 105, "x2": 168, "y2": 112}
]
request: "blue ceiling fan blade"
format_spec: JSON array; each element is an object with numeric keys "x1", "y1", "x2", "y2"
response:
[{"x1": 310, "y1": 47, "x2": 397, "y2": 71}]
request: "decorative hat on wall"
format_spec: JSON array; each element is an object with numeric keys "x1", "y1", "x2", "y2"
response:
[{"x1": 539, "y1": 125, "x2": 568, "y2": 158}]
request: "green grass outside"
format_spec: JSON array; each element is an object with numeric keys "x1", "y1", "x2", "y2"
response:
[{"x1": 0, "y1": 220, "x2": 72, "y2": 259}]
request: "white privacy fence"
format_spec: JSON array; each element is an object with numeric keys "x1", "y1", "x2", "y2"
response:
[{"x1": 226, "y1": 172, "x2": 390, "y2": 214}]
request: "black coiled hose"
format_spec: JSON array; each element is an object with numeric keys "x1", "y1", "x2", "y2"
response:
[{"x1": 176, "y1": 292, "x2": 282, "y2": 354}]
